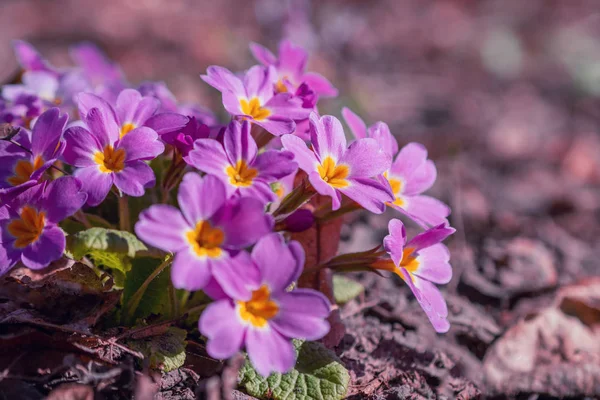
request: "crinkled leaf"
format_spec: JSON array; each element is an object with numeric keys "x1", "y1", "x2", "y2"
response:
[
  {"x1": 66, "y1": 227, "x2": 163, "y2": 259},
  {"x1": 122, "y1": 257, "x2": 171, "y2": 321},
  {"x1": 127, "y1": 327, "x2": 187, "y2": 372},
  {"x1": 333, "y1": 275, "x2": 364, "y2": 304},
  {"x1": 239, "y1": 340, "x2": 350, "y2": 400}
]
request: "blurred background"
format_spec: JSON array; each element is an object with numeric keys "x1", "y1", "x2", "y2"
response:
[{"x1": 2, "y1": 0, "x2": 600, "y2": 397}]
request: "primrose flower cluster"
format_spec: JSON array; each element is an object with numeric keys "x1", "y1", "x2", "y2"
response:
[{"x1": 0, "y1": 39, "x2": 454, "y2": 375}]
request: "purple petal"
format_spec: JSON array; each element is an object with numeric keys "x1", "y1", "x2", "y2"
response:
[
  {"x1": 20, "y1": 225, "x2": 65, "y2": 269},
  {"x1": 403, "y1": 160, "x2": 437, "y2": 196},
  {"x1": 280, "y1": 134, "x2": 318, "y2": 173},
  {"x1": 199, "y1": 300, "x2": 246, "y2": 359},
  {"x1": 116, "y1": 126, "x2": 164, "y2": 161},
  {"x1": 302, "y1": 72, "x2": 338, "y2": 97},
  {"x1": 177, "y1": 173, "x2": 226, "y2": 225},
  {"x1": 308, "y1": 171, "x2": 342, "y2": 210},
  {"x1": 389, "y1": 142, "x2": 428, "y2": 180},
  {"x1": 369, "y1": 122, "x2": 398, "y2": 158},
  {"x1": 224, "y1": 120, "x2": 257, "y2": 165},
  {"x1": 41, "y1": 177, "x2": 86, "y2": 223},
  {"x1": 214, "y1": 197, "x2": 273, "y2": 249},
  {"x1": 135, "y1": 204, "x2": 189, "y2": 253},
  {"x1": 278, "y1": 40, "x2": 308, "y2": 77},
  {"x1": 405, "y1": 274, "x2": 450, "y2": 333},
  {"x1": 30, "y1": 108, "x2": 67, "y2": 161},
  {"x1": 264, "y1": 93, "x2": 311, "y2": 120},
  {"x1": 83, "y1": 105, "x2": 120, "y2": 147},
  {"x1": 341, "y1": 138, "x2": 391, "y2": 178},
  {"x1": 221, "y1": 91, "x2": 245, "y2": 116},
  {"x1": 63, "y1": 126, "x2": 102, "y2": 167},
  {"x1": 246, "y1": 327, "x2": 296, "y2": 377},
  {"x1": 236, "y1": 179, "x2": 277, "y2": 204},
  {"x1": 310, "y1": 114, "x2": 346, "y2": 162},
  {"x1": 113, "y1": 161, "x2": 155, "y2": 197},
  {"x1": 188, "y1": 139, "x2": 229, "y2": 178},
  {"x1": 406, "y1": 223, "x2": 455, "y2": 252},
  {"x1": 339, "y1": 177, "x2": 393, "y2": 214},
  {"x1": 244, "y1": 65, "x2": 272, "y2": 102},
  {"x1": 202, "y1": 276, "x2": 230, "y2": 300},
  {"x1": 145, "y1": 113, "x2": 189, "y2": 135},
  {"x1": 212, "y1": 251, "x2": 260, "y2": 301},
  {"x1": 254, "y1": 150, "x2": 297, "y2": 180},
  {"x1": 13, "y1": 40, "x2": 56, "y2": 75},
  {"x1": 251, "y1": 233, "x2": 299, "y2": 293},
  {"x1": 74, "y1": 166, "x2": 113, "y2": 207},
  {"x1": 255, "y1": 117, "x2": 296, "y2": 137},
  {"x1": 171, "y1": 248, "x2": 213, "y2": 291},
  {"x1": 272, "y1": 288, "x2": 330, "y2": 340},
  {"x1": 342, "y1": 107, "x2": 367, "y2": 140},
  {"x1": 414, "y1": 244, "x2": 452, "y2": 285},
  {"x1": 403, "y1": 195, "x2": 451, "y2": 228},
  {"x1": 201, "y1": 66, "x2": 245, "y2": 96},
  {"x1": 115, "y1": 88, "x2": 142, "y2": 124},
  {"x1": 383, "y1": 219, "x2": 407, "y2": 266},
  {"x1": 249, "y1": 42, "x2": 277, "y2": 66}
]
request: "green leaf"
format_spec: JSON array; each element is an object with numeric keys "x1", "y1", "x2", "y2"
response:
[
  {"x1": 87, "y1": 249, "x2": 131, "y2": 287},
  {"x1": 127, "y1": 327, "x2": 187, "y2": 372},
  {"x1": 239, "y1": 340, "x2": 350, "y2": 400},
  {"x1": 332, "y1": 275, "x2": 364, "y2": 305},
  {"x1": 66, "y1": 227, "x2": 162, "y2": 260},
  {"x1": 122, "y1": 257, "x2": 171, "y2": 322}
]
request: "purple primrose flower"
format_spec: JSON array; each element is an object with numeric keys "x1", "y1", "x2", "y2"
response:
[
  {"x1": 0, "y1": 108, "x2": 68, "y2": 198},
  {"x1": 63, "y1": 92, "x2": 165, "y2": 206},
  {"x1": 282, "y1": 113, "x2": 394, "y2": 213},
  {"x1": 375, "y1": 219, "x2": 455, "y2": 333},
  {"x1": 199, "y1": 233, "x2": 331, "y2": 376},
  {"x1": 189, "y1": 120, "x2": 298, "y2": 204},
  {"x1": 135, "y1": 173, "x2": 273, "y2": 294},
  {"x1": 201, "y1": 65, "x2": 310, "y2": 136},
  {"x1": 0, "y1": 177, "x2": 87, "y2": 273},
  {"x1": 343, "y1": 107, "x2": 450, "y2": 227},
  {"x1": 250, "y1": 40, "x2": 338, "y2": 98}
]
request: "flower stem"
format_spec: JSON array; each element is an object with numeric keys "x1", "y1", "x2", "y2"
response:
[
  {"x1": 118, "y1": 195, "x2": 130, "y2": 232},
  {"x1": 272, "y1": 180, "x2": 315, "y2": 217},
  {"x1": 123, "y1": 254, "x2": 173, "y2": 325}
]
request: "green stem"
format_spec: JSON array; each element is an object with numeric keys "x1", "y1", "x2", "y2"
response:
[
  {"x1": 118, "y1": 195, "x2": 130, "y2": 232},
  {"x1": 315, "y1": 201, "x2": 362, "y2": 222},
  {"x1": 178, "y1": 291, "x2": 191, "y2": 316},
  {"x1": 123, "y1": 255, "x2": 173, "y2": 325},
  {"x1": 74, "y1": 209, "x2": 92, "y2": 229}
]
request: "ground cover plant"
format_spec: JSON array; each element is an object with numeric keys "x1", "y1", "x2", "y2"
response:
[{"x1": 0, "y1": 40, "x2": 454, "y2": 399}]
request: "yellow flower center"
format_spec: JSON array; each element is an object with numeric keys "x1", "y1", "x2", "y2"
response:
[
  {"x1": 275, "y1": 79, "x2": 288, "y2": 93},
  {"x1": 185, "y1": 220, "x2": 224, "y2": 258},
  {"x1": 120, "y1": 122, "x2": 136, "y2": 138},
  {"x1": 7, "y1": 206, "x2": 46, "y2": 248},
  {"x1": 372, "y1": 247, "x2": 420, "y2": 282},
  {"x1": 225, "y1": 160, "x2": 259, "y2": 187},
  {"x1": 317, "y1": 156, "x2": 350, "y2": 188},
  {"x1": 7, "y1": 155, "x2": 44, "y2": 186},
  {"x1": 239, "y1": 97, "x2": 271, "y2": 121},
  {"x1": 384, "y1": 172, "x2": 405, "y2": 207},
  {"x1": 94, "y1": 145, "x2": 126, "y2": 173},
  {"x1": 237, "y1": 285, "x2": 279, "y2": 328}
]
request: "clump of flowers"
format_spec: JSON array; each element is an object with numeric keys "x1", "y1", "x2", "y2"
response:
[{"x1": 0, "y1": 39, "x2": 454, "y2": 376}]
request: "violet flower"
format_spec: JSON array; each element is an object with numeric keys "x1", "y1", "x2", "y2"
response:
[
  {"x1": 343, "y1": 107, "x2": 450, "y2": 227},
  {"x1": 0, "y1": 108, "x2": 68, "y2": 198},
  {"x1": 250, "y1": 40, "x2": 338, "y2": 97},
  {"x1": 0, "y1": 177, "x2": 87, "y2": 273},
  {"x1": 374, "y1": 219, "x2": 455, "y2": 333},
  {"x1": 201, "y1": 65, "x2": 310, "y2": 136},
  {"x1": 281, "y1": 113, "x2": 394, "y2": 213},
  {"x1": 199, "y1": 233, "x2": 331, "y2": 376},
  {"x1": 63, "y1": 93, "x2": 164, "y2": 206},
  {"x1": 189, "y1": 120, "x2": 298, "y2": 204},
  {"x1": 135, "y1": 173, "x2": 273, "y2": 293}
]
